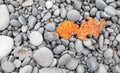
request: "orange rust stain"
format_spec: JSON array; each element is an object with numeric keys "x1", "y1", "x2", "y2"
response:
[{"x1": 56, "y1": 17, "x2": 106, "y2": 41}]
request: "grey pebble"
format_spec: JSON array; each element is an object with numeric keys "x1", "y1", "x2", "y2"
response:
[
  {"x1": 84, "y1": 6, "x2": 90, "y2": 12},
  {"x1": 50, "y1": 58, "x2": 57, "y2": 67},
  {"x1": 104, "y1": 57, "x2": 113, "y2": 64},
  {"x1": 44, "y1": 31, "x2": 58, "y2": 41},
  {"x1": 32, "y1": 7, "x2": 38, "y2": 16},
  {"x1": 13, "y1": 59, "x2": 21, "y2": 68},
  {"x1": 81, "y1": 48, "x2": 90, "y2": 55},
  {"x1": 116, "y1": 34, "x2": 120, "y2": 42},
  {"x1": 113, "y1": 52, "x2": 120, "y2": 64},
  {"x1": 86, "y1": 56, "x2": 99, "y2": 71},
  {"x1": 111, "y1": 16, "x2": 118, "y2": 23},
  {"x1": 32, "y1": 67, "x2": 38, "y2": 73},
  {"x1": 60, "y1": 7, "x2": 67, "y2": 18},
  {"x1": 90, "y1": 7, "x2": 98, "y2": 16},
  {"x1": 75, "y1": 39, "x2": 84, "y2": 53},
  {"x1": 28, "y1": 16, "x2": 37, "y2": 29},
  {"x1": 83, "y1": 39, "x2": 92, "y2": 47},
  {"x1": 53, "y1": 45, "x2": 65, "y2": 54},
  {"x1": 2, "y1": 61, "x2": 15, "y2": 72},
  {"x1": 112, "y1": 65, "x2": 120, "y2": 73},
  {"x1": 45, "y1": 22, "x2": 56, "y2": 32},
  {"x1": 60, "y1": 38, "x2": 69, "y2": 46},
  {"x1": 22, "y1": 57, "x2": 31, "y2": 66},
  {"x1": 95, "y1": 0, "x2": 107, "y2": 10},
  {"x1": 33, "y1": 47, "x2": 54, "y2": 67},
  {"x1": 10, "y1": 0, "x2": 19, "y2": 7},
  {"x1": 18, "y1": 15, "x2": 27, "y2": 25},
  {"x1": 41, "y1": 12, "x2": 51, "y2": 22},
  {"x1": 58, "y1": 54, "x2": 71, "y2": 65},
  {"x1": 67, "y1": 9, "x2": 81, "y2": 21},
  {"x1": 99, "y1": 35, "x2": 104, "y2": 50},
  {"x1": 66, "y1": 58, "x2": 79, "y2": 70},
  {"x1": 73, "y1": 0, "x2": 82, "y2": 10},
  {"x1": 104, "y1": 48, "x2": 113, "y2": 58},
  {"x1": 10, "y1": 19, "x2": 21, "y2": 26},
  {"x1": 19, "y1": 65, "x2": 32, "y2": 73},
  {"x1": 8, "y1": 4, "x2": 15, "y2": 13},
  {"x1": 54, "y1": 9, "x2": 60, "y2": 16},
  {"x1": 39, "y1": 68, "x2": 65, "y2": 73},
  {"x1": 76, "y1": 65, "x2": 85, "y2": 73},
  {"x1": 104, "y1": 6, "x2": 116, "y2": 16},
  {"x1": 34, "y1": 22, "x2": 41, "y2": 30},
  {"x1": 14, "y1": 34, "x2": 22, "y2": 46},
  {"x1": 95, "y1": 64, "x2": 107, "y2": 73}
]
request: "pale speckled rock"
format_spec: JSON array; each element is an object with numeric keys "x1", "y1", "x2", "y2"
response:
[
  {"x1": 39, "y1": 68, "x2": 66, "y2": 73},
  {"x1": 77, "y1": 65, "x2": 85, "y2": 73},
  {"x1": 112, "y1": 65, "x2": 120, "y2": 73},
  {"x1": 116, "y1": 34, "x2": 120, "y2": 42},
  {"x1": 19, "y1": 65, "x2": 32, "y2": 73},
  {"x1": 104, "y1": 49, "x2": 113, "y2": 58},
  {"x1": 95, "y1": 64, "x2": 107, "y2": 73},
  {"x1": 0, "y1": 36, "x2": 14, "y2": 60},
  {"x1": 29, "y1": 31, "x2": 43, "y2": 46},
  {"x1": 22, "y1": 0, "x2": 33, "y2": 7},
  {"x1": 0, "y1": 4, "x2": 10, "y2": 31},
  {"x1": 33, "y1": 47, "x2": 54, "y2": 67},
  {"x1": 45, "y1": 0, "x2": 53, "y2": 9},
  {"x1": 60, "y1": 7, "x2": 67, "y2": 18},
  {"x1": 13, "y1": 59, "x2": 21, "y2": 68},
  {"x1": 2, "y1": 61, "x2": 15, "y2": 72}
]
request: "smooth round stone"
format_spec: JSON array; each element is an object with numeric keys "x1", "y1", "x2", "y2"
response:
[
  {"x1": 21, "y1": 25, "x2": 28, "y2": 33},
  {"x1": 22, "y1": 0, "x2": 33, "y2": 7},
  {"x1": 58, "y1": 54, "x2": 71, "y2": 65},
  {"x1": 54, "y1": 9, "x2": 60, "y2": 16},
  {"x1": 76, "y1": 65, "x2": 85, "y2": 73},
  {"x1": 13, "y1": 59, "x2": 21, "y2": 68},
  {"x1": 19, "y1": 65, "x2": 32, "y2": 73},
  {"x1": 86, "y1": 57, "x2": 99, "y2": 71},
  {"x1": 2, "y1": 61, "x2": 15, "y2": 72},
  {"x1": 104, "y1": 49, "x2": 113, "y2": 58},
  {"x1": 39, "y1": 68, "x2": 65, "y2": 73},
  {"x1": 95, "y1": 64, "x2": 107, "y2": 73},
  {"x1": 29, "y1": 31, "x2": 43, "y2": 46},
  {"x1": 95, "y1": 0, "x2": 107, "y2": 10},
  {"x1": 67, "y1": 10, "x2": 81, "y2": 21},
  {"x1": 0, "y1": 4, "x2": 10, "y2": 31},
  {"x1": 33, "y1": 47, "x2": 54, "y2": 67},
  {"x1": 18, "y1": 15, "x2": 27, "y2": 25},
  {"x1": 104, "y1": 6, "x2": 116, "y2": 16},
  {"x1": 75, "y1": 39, "x2": 84, "y2": 53},
  {"x1": 45, "y1": 22, "x2": 56, "y2": 32},
  {"x1": 53, "y1": 45, "x2": 65, "y2": 54},
  {"x1": 60, "y1": 7, "x2": 67, "y2": 18},
  {"x1": 45, "y1": 0, "x2": 53, "y2": 9},
  {"x1": 116, "y1": 34, "x2": 120, "y2": 42},
  {"x1": 10, "y1": 19, "x2": 21, "y2": 27},
  {"x1": 0, "y1": 36, "x2": 14, "y2": 60},
  {"x1": 83, "y1": 39, "x2": 92, "y2": 47},
  {"x1": 90, "y1": 7, "x2": 98, "y2": 16},
  {"x1": 112, "y1": 65, "x2": 120, "y2": 73},
  {"x1": 66, "y1": 58, "x2": 79, "y2": 70}
]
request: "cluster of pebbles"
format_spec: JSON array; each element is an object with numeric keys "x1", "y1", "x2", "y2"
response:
[{"x1": 0, "y1": 0, "x2": 120, "y2": 73}]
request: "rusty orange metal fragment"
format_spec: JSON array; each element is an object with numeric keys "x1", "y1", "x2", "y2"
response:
[{"x1": 56, "y1": 17, "x2": 106, "y2": 41}]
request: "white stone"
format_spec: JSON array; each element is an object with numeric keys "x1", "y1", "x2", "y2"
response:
[
  {"x1": 21, "y1": 25, "x2": 28, "y2": 33},
  {"x1": 45, "y1": 0, "x2": 53, "y2": 9},
  {"x1": 33, "y1": 47, "x2": 54, "y2": 67},
  {"x1": 22, "y1": 0, "x2": 33, "y2": 7},
  {"x1": 19, "y1": 65, "x2": 32, "y2": 73},
  {"x1": 30, "y1": 31, "x2": 43, "y2": 46},
  {"x1": 0, "y1": 4, "x2": 10, "y2": 31},
  {"x1": 0, "y1": 36, "x2": 14, "y2": 60}
]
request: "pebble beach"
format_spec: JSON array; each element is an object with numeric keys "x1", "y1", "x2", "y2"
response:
[{"x1": 0, "y1": 0, "x2": 120, "y2": 73}]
